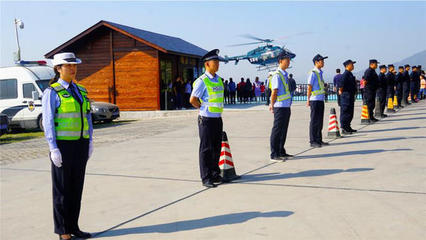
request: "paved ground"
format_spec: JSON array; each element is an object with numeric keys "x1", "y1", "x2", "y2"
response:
[{"x1": 1, "y1": 100, "x2": 426, "y2": 239}]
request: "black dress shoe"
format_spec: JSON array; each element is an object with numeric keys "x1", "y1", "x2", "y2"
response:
[
  {"x1": 342, "y1": 129, "x2": 353, "y2": 135},
  {"x1": 320, "y1": 141, "x2": 329, "y2": 146},
  {"x1": 381, "y1": 114, "x2": 388, "y2": 118},
  {"x1": 349, "y1": 128, "x2": 358, "y2": 133},
  {"x1": 280, "y1": 153, "x2": 294, "y2": 159},
  {"x1": 212, "y1": 175, "x2": 223, "y2": 184},
  {"x1": 371, "y1": 118, "x2": 379, "y2": 122},
  {"x1": 72, "y1": 230, "x2": 91, "y2": 239},
  {"x1": 310, "y1": 142, "x2": 322, "y2": 148},
  {"x1": 202, "y1": 181, "x2": 217, "y2": 188}
]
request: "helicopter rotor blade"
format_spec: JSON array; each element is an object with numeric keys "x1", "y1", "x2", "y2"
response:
[
  {"x1": 239, "y1": 34, "x2": 274, "y2": 43},
  {"x1": 227, "y1": 41, "x2": 264, "y2": 47}
]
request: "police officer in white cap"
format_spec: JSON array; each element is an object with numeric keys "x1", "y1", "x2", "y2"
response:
[
  {"x1": 190, "y1": 49, "x2": 225, "y2": 188},
  {"x1": 42, "y1": 52, "x2": 93, "y2": 239}
]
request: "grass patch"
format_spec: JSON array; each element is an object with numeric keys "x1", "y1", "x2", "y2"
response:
[{"x1": 0, "y1": 130, "x2": 44, "y2": 144}]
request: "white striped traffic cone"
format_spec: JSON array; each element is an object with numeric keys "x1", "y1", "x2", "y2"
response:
[
  {"x1": 219, "y1": 131, "x2": 240, "y2": 182},
  {"x1": 327, "y1": 108, "x2": 341, "y2": 139}
]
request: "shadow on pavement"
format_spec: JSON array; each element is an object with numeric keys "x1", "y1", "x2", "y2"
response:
[
  {"x1": 332, "y1": 137, "x2": 426, "y2": 145},
  {"x1": 294, "y1": 149, "x2": 411, "y2": 159},
  {"x1": 238, "y1": 168, "x2": 374, "y2": 183},
  {"x1": 382, "y1": 117, "x2": 426, "y2": 122},
  {"x1": 95, "y1": 211, "x2": 293, "y2": 237},
  {"x1": 359, "y1": 126, "x2": 425, "y2": 133}
]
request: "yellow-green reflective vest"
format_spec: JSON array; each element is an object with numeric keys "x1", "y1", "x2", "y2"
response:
[
  {"x1": 51, "y1": 82, "x2": 90, "y2": 140},
  {"x1": 194, "y1": 74, "x2": 224, "y2": 113},
  {"x1": 311, "y1": 70, "x2": 325, "y2": 96},
  {"x1": 269, "y1": 71, "x2": 291, "y2": 102}
]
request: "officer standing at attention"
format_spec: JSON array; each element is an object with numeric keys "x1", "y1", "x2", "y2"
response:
[
  {"x1": 190, "y1": 49, "x2": 225, "y2": 188},
  {"x1": 42, "y1": 52, "x2": 93, "y2": 240},
  {"x1": 386, "y1": 64, "x2": 396, "y2": 112},
  {"x1": 306, "y1": 54, "x2": 329, "y2": 148},
  {"x1": 363, "y1": 59, "x2": 380, "y2": 122},
  {"x1": 410, "y1": 66, "x2": 420, "y2": 102},
  {"x1": 337, "y1": 60, "x2": 358, "y2": 135},
  {"x1": 403, "y1": 64, "x2": 411, "y2": 105},
  {"x1": 269, "y1": 50, "x2": 296, "y2": 162},
  {"x1": 395, "y1": 66, "x2": 405, "y2": 109},
  {"x1": 377, "y1": 65, "x2": 388, "y2": 118}
]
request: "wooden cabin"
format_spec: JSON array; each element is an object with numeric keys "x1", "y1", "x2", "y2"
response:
[{"x1": 45, "y1": 20, "x2": 207, "y2": 110}]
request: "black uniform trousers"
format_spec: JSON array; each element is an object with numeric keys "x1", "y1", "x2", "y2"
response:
[
  {"x1": 364, "y1": 88, "x2": 376, "y2": 119},
  {"x1": 340, "y1": 92, "x2": 355, "y2": 131},
  {"x1": 309, "y1": 100, "x2": 324, "y2": 144},
  {"x1": 270, "y1": 107, "x2": 291, "y2": 158},
  {"x1": 396, "y1": 86, "x2": 403, "y2": 106},
  {"x1": 403, "y1": 81, "x2": 410, "y2": 104},
  {"x1": 52, "y1": 139, "x2": 89, "y2": 234},
  {"x1": 198, "y1": 116, "x2": 222, "y2": 183},
  {"x1": 387, "y1": 87, "x2": 395, "y2": 107},
  {"x1": 376, "y1": 88, "x2": 386, "y2": 115}
]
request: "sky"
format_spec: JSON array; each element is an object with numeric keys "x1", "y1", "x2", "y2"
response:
[{"x1": 1, "y1": 1, "x2": 425, "y2": 83}]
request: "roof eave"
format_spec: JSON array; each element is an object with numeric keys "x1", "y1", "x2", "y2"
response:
[{"x1": 44, "y1": 20, "x2": 168, "y2": 58}]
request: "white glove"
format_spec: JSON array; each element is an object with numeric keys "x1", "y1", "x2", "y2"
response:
[
  {"x1": 88, "y1": 141, "x2": 94, "y2": 159},
  {"x1": 50, "y1": 148, "x2": 62, "y2": 168}
]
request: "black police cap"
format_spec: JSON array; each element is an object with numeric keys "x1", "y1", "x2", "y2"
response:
[
  {"x1": 398, "y1": 66, "x2": 404, "y2": 69},
  {"x1": 369, "y1": 59, "x2": 380, "y2": 64},
  {"x1": 379, "y1": 65, "x2": 387, "y2": 69},
  {"x1": 202, "y1": 49, "x2": 221, "y2": 62},
  {"x1": 404, "y1": 64, "x2": 410, "y2": 68},
  {"x1": 387, "y1": 64, "x2": 394, "y2": 68},
  {"x1": 343, "y1": 59, "x2": 356, "y2": 67},
  {"x1": 417, "y1": 65, "x2": 422, "y2": 68},
  {"x1": 312, "y1": 54, "x2": 328, "y2": 63},
  {"x1": 278, "y1": 50, "x2": 296, "y2": 61}
]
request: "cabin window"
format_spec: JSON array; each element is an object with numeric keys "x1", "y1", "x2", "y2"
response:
[
  {"x1": 0, "y1": 79, "x2": 18, "y2": 99},
  {"x1": 23, "y1": 83, "x2": 36, "y2": 99}
]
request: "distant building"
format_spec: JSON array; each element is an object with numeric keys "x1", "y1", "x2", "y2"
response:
[{"x1": 45, "y1": 20, "x2": 207, "y2": 110}]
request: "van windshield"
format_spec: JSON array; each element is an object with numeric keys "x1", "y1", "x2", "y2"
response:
[{"x1": 36, "y1": 80, "x2": 50, "y2": 92}]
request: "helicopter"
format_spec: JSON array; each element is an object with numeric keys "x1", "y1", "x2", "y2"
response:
[{"x1": 223, "y1": 34, "x2": 297, "y2": 71}]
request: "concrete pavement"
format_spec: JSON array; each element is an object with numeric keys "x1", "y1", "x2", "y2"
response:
[{"x1": 1, "y1": 100, "x2": 426, "y2": 239}]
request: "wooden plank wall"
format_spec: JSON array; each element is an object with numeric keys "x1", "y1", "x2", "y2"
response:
[
  {"x1": 112, "y1": 31, "x2": 159, "y2": 110},
  {"x1": 72, "y1": 27, "x2": 160, "y2": 110},
  {"x1": 74, "y1": 28, "x2": 114, "y2": 103}
]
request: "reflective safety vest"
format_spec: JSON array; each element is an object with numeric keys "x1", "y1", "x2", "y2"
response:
[
  {"x1": 51, "y1": 82, "x2": 90, "y2": 140},
  {"x1": 311, "y1": 70, "x2": 325, "y2": 96},
  {"x1": 195, "y1": 74, "x2": 224, "y2": 113},
  {"x1": 269, "y1": 71, "x2": 291, "y2": 101}
]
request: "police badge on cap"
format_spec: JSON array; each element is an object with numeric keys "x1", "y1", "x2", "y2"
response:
[{"x1": 202, "y1": 49, "x2": 222, "y2": 62}]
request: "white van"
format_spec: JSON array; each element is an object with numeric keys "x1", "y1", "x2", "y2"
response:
[{"x1": 0, "y1": 61, "x2": 54, "y2": 131}]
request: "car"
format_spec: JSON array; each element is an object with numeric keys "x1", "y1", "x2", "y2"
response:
[
  {"x1": 0, "y1": 61, "x2": 54, "y2": 131},
  {"x1": 90, "y1": 100, "x2": 120, "y2": 123},
  {"x1": 0, "y1": 113, "x2": 9, "y2": 136}
]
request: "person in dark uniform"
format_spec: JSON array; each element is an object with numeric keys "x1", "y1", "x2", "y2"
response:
[
  {"x1": 269, "y1": 50, "x2": 296, "y2": 161},
  {"x1": 395, "y1": 66, "x2": 405, "y2": 108},
  {"x1": 403, "y1": 64, "x2": 411, "y2": 105},
  {"x1": 376, "y1": 65, "x2": 388, "y2": 118},
  {"x1": 42, "y1": 52, "x2": 93, "y2": 240},
  {"x1": 190, "y1": 49, "x2": 225, "y2": 188},
  {"x1": 363, "y1": 59, "x2": 380, "y2": 122},
  {"x1": 306, "y1": 54, "x2": 329, "y2": 148},
  {"x1": 410, "y1": 66, "x2": 420, "y2": 102},
  {"x1": 386, "y1": 64, "x2": 396, "y2": 112},
  {"x1": 337, "y1": 60, "x2": 357, "y2": 135}
]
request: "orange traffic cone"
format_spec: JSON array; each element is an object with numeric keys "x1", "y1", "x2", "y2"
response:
[
  {"x1": 361, "y1": 104, "x2": 370, "y2": 125},
  {"x1": 327, "y1": 108, "x2": 341, "y2": 139},
  {"x1": 219, "y1": 131, "x2": 240, "y2": 182},
  {"x1": 386, "y1": 97, "x2": 395, "y2": 113}
]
